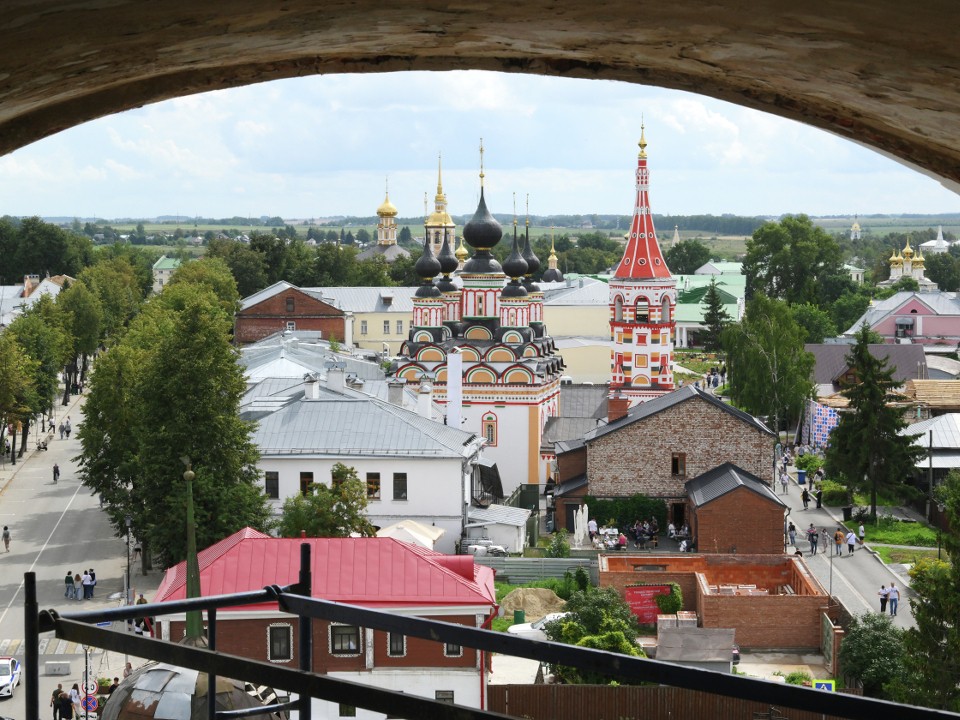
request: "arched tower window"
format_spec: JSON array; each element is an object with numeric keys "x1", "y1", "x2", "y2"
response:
[
  {"x1": 636, "y1": 298, "x2": 649, "y2": 323},
  {"x1": 482, "y1": 413, "x2": 498, "y2": 446},
  {"x1": 662, "y1": 296, "x2": 671, "y2": 323},
  {"x1": 614, "y1": 296, "x2": 623, "y2": 322}
]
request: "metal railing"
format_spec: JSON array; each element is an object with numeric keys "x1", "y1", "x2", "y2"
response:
[{"x1": 23, "y1": 543, "x2": 959, "y2": 720}]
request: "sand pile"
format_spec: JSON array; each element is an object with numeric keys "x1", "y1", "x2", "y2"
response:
[{"x1": 500, "y1": 587, "x2": 565, "y2": 621}]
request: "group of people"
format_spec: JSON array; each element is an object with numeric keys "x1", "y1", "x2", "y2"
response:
[
  {"x1": 587, "y1": 517, "x2": 662, "y2": 552},
  {"x1": 800, "y1": 485, "x2": 824, "y2": 510},
  {"x1": 63, "y1": 569, "x2": 97, "y2": 600},
  {"x1": 793, "y1": 522, "x2": 865, "y2": 556},
  {"x1": 49, "y1": 683, "x2": 83, "y2": 720},
  {"x1": 58, "y1": 416, "x2": 72, "y2": 440},
  {"x1": 878, "y1": 582, "x2": 901, "y2": 616},
  {"x1": 694, "y1": 365, "x2": 726, "y2": 391}
]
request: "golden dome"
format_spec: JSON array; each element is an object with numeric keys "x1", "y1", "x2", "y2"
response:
[
  {"x1": 914, "y1": 248, "x2": 925, "y2": 268},
  {"x1": 902, "y1": 239, "x2": 914, "y2": 258},
  {"x1": 890, "y1": 249, "x2": 903, "y2": 266},
  {"x1": 455, "y1": 236, "x2": 468, "y2": 262},
  {"x1": 427, "y1": 210, "x2": 455, "y2": 227},
  {"x1": 377, "y1": 192, "x2": 398, "y2": 218}
]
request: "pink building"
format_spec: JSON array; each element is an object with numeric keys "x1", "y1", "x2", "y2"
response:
[{"x1": 845, "y1": 291, "x2": 960, "y2": 346}]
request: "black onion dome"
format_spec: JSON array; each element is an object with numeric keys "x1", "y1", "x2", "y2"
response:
[
  {"x1": 542, "y1": 267, "x2": 563, "y2": 282},
  {"x1": 437, "y1": 232, "x2": 459, "y2": 276},
  {"x1": 462, "y1": 189, "x2": 502, "y2": 251},
  {"x1": 521, "y1": 231, "x2": 540, "y2": 276},
  {"x1": 503, "y1": 228, "x2": 529, "y2": 280},
  {"x1": 501, "y1": 281, "x2": 528, "y2": 298},
  {"x1": 414, "y1": 234, "x2": 442, "y2": 298}
]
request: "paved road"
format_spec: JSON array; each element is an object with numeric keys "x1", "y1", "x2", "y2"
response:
[
  {"x1": 0, "y1": 396, "x2": 155, "y2": 720},
  {"x1": 778, "y1": 466, "x2": 916, "y2": 629}
]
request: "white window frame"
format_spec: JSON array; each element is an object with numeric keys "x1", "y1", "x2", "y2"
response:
[
  {"x1": 267, "y1": 623, "x2": 293, "y2": 663},
  {"x1": 387, "y1": 631, "x2": 406, "y2": 658},
  {"x1": 329, "y1": 623, "x2": 362, "y2": 657}
]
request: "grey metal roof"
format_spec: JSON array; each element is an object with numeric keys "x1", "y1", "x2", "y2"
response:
[
  {"x1": 543, "y1": 277, "x2": 610, "y2": 306},
  {"x1": 252, "y1": 395, "x2": 480, "y2": 458},
  {"x1": 554, "y1": 473, "x2": 588, "y2": 496},
  {"x1": 903, "y1": 413, "x2": 960, "y2": 449},
  {"x1": 686, "y1": 463, "x2": 786, "y2": 509},
  {"x1": 560, "y1": 384, "x2": 609, "y2": 419},
  {"x1": 845, "y1": 291, "x2": 960, "y2": 334},
  {"x1": 585, "y1": 385, "x2": 773, "y2": 441},
  {"x1": 542, "y1": 417, "x2": 604, "y2": 447},
  {"x1": 239, "y1": 280, "x2": 296, "y2": 311},
  {"x1": 356, "y1": 244, "x2": 411, "y2": 261},
  {"x1": 241, "y1": 334, "x2": 385, "y2": 381},
  {"x1": 804, "y1": 343, "x2": 927, "y2": 384},
  {"x1": 467, "y1": 504, "x2": 531, "y2": 527},
  {"x1": 307, "y1": 286, "x2": 419, "y2": 313}
]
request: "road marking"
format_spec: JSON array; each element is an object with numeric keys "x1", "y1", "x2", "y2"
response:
[
  {"x1": 816, "y1": 553, "x2": 874, "y2": 612},
  {"x1": 0, "y1": 483, "x2": 87, "y2": 629},
  {"x1": 0, "y1": 638, "x2": 98, "y2": 656}
]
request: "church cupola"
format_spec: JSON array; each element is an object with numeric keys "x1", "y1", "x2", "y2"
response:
[
  {"x1": 501, "y1": 213, "x2": 529, "y2": 298},
  {"x1": 521, "y1": 199, "x2": 541, "y2": 292},
  {"x1": 541, "y1": 228, "x2": 564, "y2": 283},
  {"x1": 435, "y1": 227, "x2": 460, "y2": 293},
  {"x1": 462, "y1": 144, "x2": 503, "y2": 274},
  {"x1": 414, "y1": 229, "x2": 442, "y2": 298}
]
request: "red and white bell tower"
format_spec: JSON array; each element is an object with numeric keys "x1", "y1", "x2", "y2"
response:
[{"x1": 609, "y1": 125, "x2": 676, "y2": 403}]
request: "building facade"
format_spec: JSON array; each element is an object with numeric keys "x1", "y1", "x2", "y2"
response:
[{"x1": 235, "y1": 281, "x2": 349, "y2": 345}]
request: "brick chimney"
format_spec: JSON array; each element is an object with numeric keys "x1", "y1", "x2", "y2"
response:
[{"x1": 608, "y1": 394, "x2": 630, "y2": 423}]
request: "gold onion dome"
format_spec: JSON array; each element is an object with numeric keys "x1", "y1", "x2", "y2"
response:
[
  {"x1": 455, "y1": 237, "x2": 469, "y2": 262},
  {"x1": 902, "y1": 239, "x2": 914, "y2": 258},
  {"x1": 377, "y1": 192, "x2": 398, "y2": 217},
  {"x1": 914, "y1": 248, "x2": 925, "y2": 268},
  {"x1": 889, "y1": 248, "x2": 902, "y2": 265}
]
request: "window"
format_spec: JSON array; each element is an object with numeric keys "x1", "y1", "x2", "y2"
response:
[
  {"x1": 614, "y1": 295, "x2": 623, "y2": 322},
  {"x1": 299, "y1": 472, "x2": 314, "y2": 496},
  {"x1": 286, "y1": 321, "x2": 296, "y2": 331},
  {"x1": 435, "y1": 691, "x2": 455, "y2": 704},
  {"x1": 671, "y1": 453, "x2": 686, "y2": 476},
  {"x1": 366, "y1": 472, "x2": 381, "y2": 500},
  {"x1": 444, "y1": 643, "x2": 463, "y2": 657},
  {"x1": 267, "y1": 624, "x2": 292, "y2": 662},
  {"x1": 331, "y1": 625, "x2": 360, "y2": 655},
  {"x1": 482, "y1": 413, "x2": 498, "y2": 446},
  {"x1": 388, "y1": 632, "x2": 405, "y2": 657},
  {"x1": 396, "y1": 320, "x2": 403, "y2": 334},
  {"x1": 360, "y1": 320, "x2": 368, "y2": 335},
  {"x1": 636, "y1": 299, "x2": 649, "y2": 323},
  {"x1": 393, "y1": 473, "x2": 407, "y2": 500},
  {"x1": 285, "y1": 297, "x2": 295, "y2": 312},
  {"x1": 338, "y1": 705, "x2": 356, "y2": 717},
  {"x1": 384, "y1": 320, "x2": 391, "y2": 334},
  {"x1": 264, "y1": 471, "x2": 279, "y2": 499},
  {"x1": 662, "y1": 296, "x2": 671, "y2": 323}
]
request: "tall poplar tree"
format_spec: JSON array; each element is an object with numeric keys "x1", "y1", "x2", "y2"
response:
[{"x1": 824, "y1": 324, "x2": 925, "y2": 517}]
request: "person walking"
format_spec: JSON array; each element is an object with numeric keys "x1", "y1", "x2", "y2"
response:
[
  {"x1": 780, "y1": 471, "x2": 789, "y2": 494},
  {"x1": 64, "y1": 416, "x2": 72, "y2": 439},
  {"x1": 858, "y1": 522, "x2": 866, "y2": 546},
  {"x1": 58, "y1": 422, "x2": 65, "y2": 440},
  {"x1": 888, "y1": 582, "x2": 900, "y2": 616},
  {"x1": 815, "y1": 487, "x2": 823, "y2": 509},
  {"x1": 64, "y1": 570, "x2": 75, "y2": 599},
  {"x1": 88, "y1": 568, "x2": 96, "y2": 598},
  {"x1": 788, "y1": 521, "x2": 797, "y2": 547},
  {"x1": 69, "y1": 683, "x2": 82, "y2": 717},
  {"x1": 73, "y1": 573, "x2": 82, "y2": 601},
  {"x1": 801, "y1": 488, "x2": 810, "y2": 510},
  {"x1": 51, "y1": 683, "x2": 63, "y2": 720},
  {"x1": 834, "y1": 528, "x2": 845, "y2": 556},
  {"x1": 846, "y1": 529, "x2": 857, "y2": 555},
  {"x1": 53, "y1": 463, "x2": 60, "y2": 483},
  {"x1": 58, "y1": 691, "x2": 73, "y2": 720},
  {"x1": 81, "y1": 570, "x2": 93, "y2": 599},
  {"x1": 2, "y1": 526, "x2": 10, "y2": 552},
  {"x1": 820, "y1": 528, "x2": 830, "y2": 555},
  {"x1": 807, "y1": 523, "x2": 818, "y2": 554},
  {"x1": 878, "y1": 584, "x2": 889, "y2": 613}
]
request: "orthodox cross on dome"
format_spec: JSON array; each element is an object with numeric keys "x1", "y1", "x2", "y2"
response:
[
  {"x1": 479, "y1": 137, "x2": 485, "y2": 187},
  {"x1": 613, "y1": 124, "x2": 671, "y2": 280}
]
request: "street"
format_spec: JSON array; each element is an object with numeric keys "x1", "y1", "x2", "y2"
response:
[{"x1": 0, "y1": 398, "x2": 146, "y2": 720}]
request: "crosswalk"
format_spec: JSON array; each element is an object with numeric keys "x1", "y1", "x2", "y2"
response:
[{"x1": 0, "y1": 637, "x2": 106, "y2": 657}]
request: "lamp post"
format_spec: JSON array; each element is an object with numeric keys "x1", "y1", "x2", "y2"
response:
[
  {"x1": 124, "y1": 515, "x2": 132, "y2": 605},
  {"x1": 181, "y1": 457, "x2": 204, "y2": 640}
]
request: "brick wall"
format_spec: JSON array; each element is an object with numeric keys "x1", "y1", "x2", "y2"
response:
[
  {"x1": 599, "y1": 554, "x2": 825, "y2": 650},
  {"x1": 235, "y1": 288, "x2": 345, "y2": 344},
  {"x1": 693, "y1": 487, "x2": 784, "y2": 554},
  {"x1": 586, "y1": 397, "x2": 773, "y2": 499}
]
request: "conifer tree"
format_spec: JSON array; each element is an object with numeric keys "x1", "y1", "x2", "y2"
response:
[
  {"x1": 701, "y1": 277, "x2": 730, "y2": 351},
  {"x1": 824, "y1": 324, "x2": 925, "y2": 517}
]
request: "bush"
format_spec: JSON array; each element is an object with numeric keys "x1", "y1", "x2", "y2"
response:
[
  {"x1": 654, "y1": 583, "x2": 683, "y2": 614},
  {"x1": 545, "y1": 529, "x2": 571, "y2": 558},
  {"x1": 583, "y1": 494, "x2": 668, "y2": 534},
  {"x1": 574, "y1": 566, "x2": 590, "y2": 592},
  {"x1": 795, "y1": 454, "x2": 824, "y2": 472},
  {"x1": 820, "y1": 479, "x2": 851, "y2": 505}
]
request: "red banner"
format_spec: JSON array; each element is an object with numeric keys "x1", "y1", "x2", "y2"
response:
[{"x1": 624, "y1": 584, "x2": 671, "y2": 623}]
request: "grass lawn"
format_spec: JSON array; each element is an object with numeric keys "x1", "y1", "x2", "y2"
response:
[
  {"x1": 872, "y1": 545, "x2": 946, "y2": 564},
  {"x1": 861, "y1": 518, "x2": 938, "y2": 547}
]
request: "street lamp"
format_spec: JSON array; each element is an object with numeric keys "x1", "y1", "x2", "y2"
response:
[{"x1": 124, "y1": 515, "x2": 132, "y2": 605}]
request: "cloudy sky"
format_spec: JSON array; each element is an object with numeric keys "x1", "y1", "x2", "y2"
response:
[{"x1": 1, "y1": 70, "x2": 958, "y2": 222}]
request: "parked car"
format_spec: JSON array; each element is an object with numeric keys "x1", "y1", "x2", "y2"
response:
[
  {"x1": 0, "y1": 657, "x2": 21, "y2": 698},
  {"x1": 507, "y1": 612, "x2": 570, "y2": 641}
]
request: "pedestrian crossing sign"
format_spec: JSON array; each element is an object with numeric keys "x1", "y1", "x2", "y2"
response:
[{"x1": 813, "y1": 679, "x2": 835, "y2": 691}]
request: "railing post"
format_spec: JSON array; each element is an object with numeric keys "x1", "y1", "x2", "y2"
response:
[
  {"x1": 208, "y1": 608, "x2": 217, "y2": 720},
  {"x1": 298, "y1": 543, "x2": 312, "y2": 720},
  {"x1": 25, "y1": 572, "x2": 39, "y2": 720}
]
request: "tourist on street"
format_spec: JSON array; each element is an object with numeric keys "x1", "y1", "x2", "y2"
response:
[
  {"x1": 81, "y1": 570, "x2": 93, "y2": 599},
  {"x1": 2, "y1": 525, "x2": 10, "y2": 552},
  {"x1": 820, "y1": 528, "x2": 829, "y2": 554},
  {"x1": 858, "y1": 522, "x2": 866, "y2": 546},
  {"x1": 53, "y1": 463, "x2": 60, "y2": 483},
  {"x1": 780, "y1": 471, "x2": 789, "y2": 494},
  {"x1": 834, "y1": 528, "x2": 845, "y2": 556},
  {"x1": 58, "y1": 421, "x2": 65, "y2": 440},
  {"x1": 58, "y1": 691, "x2": 73, "y2": 720},
  {"x1": 806, "y1": 524, "x2": 818, "y2": 554},
  {"x1": 787, "y1": 522, "x2": 796, "y2": 546},
  {"x1": 51, "y1": 683, "x2": 63, "y2": 720},
  {"x1": 87, "y1": 568, "x2": 96, "y2": 598},
  {"x1": 587, "y1": 518, "x2": 598, "y2": 540},
  {"x1": 815, "y1": 487, "x2": 823, "y2": 509},
  {"x1": 878, "y1": 584, "x2": 888, "y2": 613},
  {"x1": 69, "y1": 683, "x2": 81, "y2": 717},
  {"x1": 64, "y1": 417, "x2": 72, "y2": 439},
  {"x1": 846, "y1": 529, "x2": 857, "y2": 555},
  {"x1": 888, "y1": 582, "x2": 900, "y2": 616},
  {"x1": 801, "y1": 488, "x2": 810, "y2": 510},
  {"x1": 73, "y1": 573, "x2": 82, "y2": 600},
  {"x1": 64, "y1": 570, "x2": 75, "y2": 599}
]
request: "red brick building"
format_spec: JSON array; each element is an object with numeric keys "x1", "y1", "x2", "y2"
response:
[
  {"x1": 554, "y1": 385, "x2": 775, "y2": 529},
  {"x1": 686, "y1": 463, "x2": 787, "y2": 555},
  {"x1": 153, "y1": 528, "x2": 497, "y2": 719},
  {"x1": 235, "y1": 281, "x2": 347, "y2": 345}
]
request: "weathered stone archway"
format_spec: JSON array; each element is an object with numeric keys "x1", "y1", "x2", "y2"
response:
[{"x1": 1, "y1": 1, "x2": 958, "y2": 192}]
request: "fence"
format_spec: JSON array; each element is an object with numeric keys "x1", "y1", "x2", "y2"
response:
[{"x1": 472, "y1": 556, "x2": 599, "y2": 584}]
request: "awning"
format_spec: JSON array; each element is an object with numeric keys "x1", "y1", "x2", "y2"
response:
[{"x1": 895, "y1": 317, "x2": 915, "y2": 326}]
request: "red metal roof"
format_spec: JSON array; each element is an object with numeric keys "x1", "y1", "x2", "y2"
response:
[
  {"x1": 613, "y1": 146, "x2": 671, "y2": 280},
  {"x1": 154, "y1": 529, "x2": 496, "y2": 611}
]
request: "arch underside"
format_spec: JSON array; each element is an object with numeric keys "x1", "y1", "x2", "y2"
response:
[{"x1": 0, "y1": 1, "x2": 958, "y2": 191}]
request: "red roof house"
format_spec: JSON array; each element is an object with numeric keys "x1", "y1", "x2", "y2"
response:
[{"x1": 153, "y1": 529, "x2": 497, "y2": 718}]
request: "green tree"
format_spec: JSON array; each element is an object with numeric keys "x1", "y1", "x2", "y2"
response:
[
  {"x1": 275, "y1": 463, "x2": 376, "y2": 538},
  {"x1": 722, "y1": 293, "x2": 814, "y2": 434},
  {"x1": 925, "y1": 251, "x2": 960, "y2": 293},
  {"x1": 831, "y1": 288, "x2": 872, "y2": 335},
  {"x1": 398, "y1": 226, "x2": 413, "y2": 245},
  {"x1": 0, "y1": 333, "x2": 38, "y2": 461},
  {"x1": 824, "y1": 324, "x2": 926, "y2": 517},
  {"x1": 790, "y1": 302, "x2": 837, "y2": 343},
  {"x1": 7, "y1": 297, "x2": 71, "y2": 419},
  {"x1": 56, "y1": 280, "x2": 103, "y2": 403},
  {"x1": 839, "y1": 613, "x2": 905, "y2": 698},
  {"x1": 167, "y1": 256, "x2": 240, "y2": 315},
  {"x1": 743, "y1": 215, "x2": 843, "y2": 306},
  {"x1": 701, "y1": 277, "x2": 731, "y2": 351},
  {"x1": 665, "y1": 239, "x2": 711, "y2": 274},
  {"x1": 78, "y1": 256, "x2": 143, "y2": 341}
]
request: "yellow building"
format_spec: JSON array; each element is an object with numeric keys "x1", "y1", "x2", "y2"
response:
[{"x1": 308, "y1": 286, "x2": 419, "y2": 357}]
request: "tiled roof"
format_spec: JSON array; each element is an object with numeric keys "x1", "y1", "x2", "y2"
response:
[
  {"x1": 686, "y1": 463, "x2": 785, "y2": 508},
  {"x1": 560, "y1": 384, "x2": 609, "y2": 419},
  {"x1": 585, "y1": 385, "x2": 772, "y2": 441},
  {"x1": 154, "y1": 531, "x2": 496, "y2": 609}
]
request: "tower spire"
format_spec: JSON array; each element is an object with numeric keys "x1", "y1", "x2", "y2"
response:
[
  {"x1": 479, "y1": 138, "x2": 485, "y2": 188},
  {"x1": 437, "y1": 153, "x2": 443, "y2": 195}
]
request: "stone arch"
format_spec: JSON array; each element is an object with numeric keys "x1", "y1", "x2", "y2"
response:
[
  {"x1": 465, "y1": 325, "x2": 493, "y2": 340},
  {"x1": 466, "y1": 366, "x2": 497, "y2": 384},
  {"x1": 503, "y1": 365, "x2": 535, "y2": 384},
  {"x1": 397, "y1": 364, "x2": 426, "y2": 382},
  {"x1": 485, "y1": 346, "x2": 517, "y2": 362},
  {"x1": 416, "y1": 346, "x2": 445, "y2": 362},
  {"x1": 0, "y1": 4, "x2": 957, "y2": 190}
]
